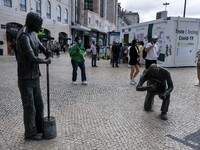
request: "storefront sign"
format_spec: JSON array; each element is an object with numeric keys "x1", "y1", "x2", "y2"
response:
[{"x1": 1, "y1": 24, "x2": 6, "y2": 29}]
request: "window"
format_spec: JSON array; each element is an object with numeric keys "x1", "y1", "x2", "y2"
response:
[
  {"x1": 36, "y1": 0, "x2": 41, "y2": 16},
  {"x1": 75, "y1": 0, "x2": 78, "y2": 23},
  {"x1": 95, "y1": 20, "x2": 99, "y2": 26},
  {"x1": 64, "y1": 9, "x2": 68, "y2": 24},
  {"x1": 100, "y1": 0, "x2": 104, "y2": 17},
  {"x1": 46, "y1": 1, "x2": 51, "y2": 19},
  {"x1": 19, "y1": 0, "x2": 26, "y2": 12},
  {"x1": 57, "y1": 6, "x2": 61, "y2": 22},
  {"x1": 84, "y1": 0, "x2": 93, "y2": 11},
  {"x1": 4, "y1": 0, "x2": 12, "y2": 7}
]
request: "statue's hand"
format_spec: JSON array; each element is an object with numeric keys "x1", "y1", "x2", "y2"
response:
[
  {"x1": 148, "y1": 84, "x2": 156, "y2": 92},
  {"x1": 159, "y1": 92, "x2": 168, "y2": 99},
  {"x1": 46, "y1": 58, "x2": 51, "y2": 64},
  {"x1": 46, "y1": 50, "x2": 52, "y2": 58}
]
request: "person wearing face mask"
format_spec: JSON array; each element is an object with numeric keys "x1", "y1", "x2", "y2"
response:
[
  {"x1": 136, "y1": 64, "x2": 174, "y2": 120},
  {"x1": 69, "y1": 37, "x2": 87, "y2": 85},
  {"x1": 16, "y1": 12, "x2": 51, "y2": 141}
]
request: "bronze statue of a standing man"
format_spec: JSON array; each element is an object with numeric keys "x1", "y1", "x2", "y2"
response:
[
  {"x1": 16, "y1": 12, "x2": 51, "y2": 140},
  {"x1": 136, "y1": 64, "x2": 174, "y2": 120}
]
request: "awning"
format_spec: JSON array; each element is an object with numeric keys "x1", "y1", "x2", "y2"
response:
[{"x1": 71, "y1": 24, "x2": 91, "y2": 32}]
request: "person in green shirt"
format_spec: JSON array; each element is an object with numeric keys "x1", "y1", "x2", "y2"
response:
[{"x1": 69, "y1": 37, "x2": 87, "y2": 85}]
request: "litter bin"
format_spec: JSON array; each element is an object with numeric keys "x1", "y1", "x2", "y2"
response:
[{"x1": 0, "y1": 49, "x2": 3, "y2": 55}]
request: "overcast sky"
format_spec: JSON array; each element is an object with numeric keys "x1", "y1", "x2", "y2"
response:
[{"x1": 118, "y1": 0, "x2": 200, "y2": 23}]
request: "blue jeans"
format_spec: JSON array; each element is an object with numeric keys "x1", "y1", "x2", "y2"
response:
[
  {"x1": 71, "y1": 59, "x2": 87, "y2": 82},
  {"x1": 91, "y1": 54, "x2": 97, "y2": 66}
]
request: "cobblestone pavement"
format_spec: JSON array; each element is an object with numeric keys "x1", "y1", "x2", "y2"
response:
[{"x1": 0, "y1": 53, "x2": 200, "y2": 150}]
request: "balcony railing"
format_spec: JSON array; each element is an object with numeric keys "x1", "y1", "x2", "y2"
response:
[
  {"x1": 36, "y1": 9, "x2": 41, "y2": 16},
  {"x1": 64, "y1": 19, "x2": 68, "y2": 24},
  {"x1": 57, "y1": 17, "x2": 61, "y2": 22},
  {"x1": 46, "y1": 13, "x2": 51, "y2": 19}
]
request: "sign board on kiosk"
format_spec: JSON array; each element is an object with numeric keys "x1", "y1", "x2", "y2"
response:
[{"x1": 108, "y1": 32, "x2": 120, "y2": 45}]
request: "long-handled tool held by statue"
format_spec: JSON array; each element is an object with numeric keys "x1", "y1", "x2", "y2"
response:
[{"x1": 43, "y1": 56, "x2": 57, "y2": 139}]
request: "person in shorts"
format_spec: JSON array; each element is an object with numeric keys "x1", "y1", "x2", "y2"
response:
[{"x1": 129, "y1": 39, "x2": 140, "y2": 85}]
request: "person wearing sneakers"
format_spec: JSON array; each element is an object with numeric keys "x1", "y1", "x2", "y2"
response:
[
  {"x1": 195, "y1": 51, "x2": 200, "y2": 87},
  {"x1": 129, "y1": 39, "x2": 140, "y2": 85},
  {"x1": 90, "y1": 41, "x2": 98, "y2": 67},
  {"x1": 145, "y1": 35, "x2": 158, "y2": 69},
  {"x1": 69, "y1": 37, "x2": 87, "y2": 85},
  {"x1": 136, "y1": 64, "x2": 174, "y2": 120}
]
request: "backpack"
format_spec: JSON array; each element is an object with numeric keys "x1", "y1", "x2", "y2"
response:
[{"x1": 142, "y1": 47, "x2": 147, "y2": 59}]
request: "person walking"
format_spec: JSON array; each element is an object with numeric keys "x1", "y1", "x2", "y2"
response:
[
  {"x1": 90, "y1": 41, "x2": 97, "y2": 67},
  {"x1": 69, "y1": 37, "x2": 87, "y2": 85},
  {"x1": 145, "y1": 35, "x2": 158, "y2": 69},
  {"x1": 112, "y1": 41, "x2": 120, "y2": 67},
  {"x1": 138, "y1": 41, "x2": 144, "y2": 65},
  {"x1": 195, "y1": 51, "x2": 200, "y2": 87},
  {"x1": 109, "y1": 44, "x2": 113, "y2": 65},
  {"x1": 129, "y1": 39, "x2": 140, "y2": 85},
  {"x1": 11, "y1": 39, "x2": 17, "y2": 60},
  {"x1": 55, "y1": 42, "x2": 60, "y2": 57},
  {"x1": 96, "y1": 43, "x2": 100, "y2": 60},
  {"x1": 16, "y1": 12, "x2": 51, "y2": 141}
]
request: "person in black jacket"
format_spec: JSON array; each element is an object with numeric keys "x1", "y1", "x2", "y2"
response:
[
  {"x1": 112, "y1": 41, "x2": 120, "y2": 67},
  {"x1": 129, "y1": 39, "x2": 140, "y2": 85},
  {"x1": 16, "y1": 12, "x2": 51, "y2": 141},
  {"x1": 136, "y1": 64, "x2": 174, "y2": 120}
]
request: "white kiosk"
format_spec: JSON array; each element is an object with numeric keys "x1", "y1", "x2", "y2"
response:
[{"x1": 120, "y1": 17, "x2": 200, "y2": 67}]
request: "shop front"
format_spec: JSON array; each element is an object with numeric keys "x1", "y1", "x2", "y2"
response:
[
  {"x1": 6, "y1": 22, "x2": 22, "y2": 55},
  {"x1": 71, "y1": 24, "x2": 91, "y2": 48}
]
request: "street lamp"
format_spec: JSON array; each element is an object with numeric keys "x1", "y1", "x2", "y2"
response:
[
  {"x1": 183, "y1": 0, "x2": 187, "y2": 17},
  {"x1": 163, "y1": 2, "x2": 170, "y2": 11}
]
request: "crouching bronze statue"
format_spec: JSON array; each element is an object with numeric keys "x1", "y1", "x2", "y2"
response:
[
  {"x1": 136, "y1": 64, "x2": 174, "y2": 120},
  {"x1": 16, "y1": 12, "x2": 51, "y2": 140}
]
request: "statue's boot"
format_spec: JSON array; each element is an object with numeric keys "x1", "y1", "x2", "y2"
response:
[
  {"x1": 25, "y1": 133, "x2": 43, "y2": 141},
  {"x1": 160, "y1": 112, "x2": 168, "y2": 120}
]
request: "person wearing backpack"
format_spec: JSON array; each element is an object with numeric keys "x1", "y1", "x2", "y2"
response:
[{"x1": 145, "y1": 35, "x2": 158, "y2": 69}]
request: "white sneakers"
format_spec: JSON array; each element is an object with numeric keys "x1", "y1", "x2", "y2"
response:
[
  {"x1": 130, "y1": 79, "x2": 137, "y2": 85},
  {"x1": 82, "y1": 81, "x2": 88, "y2": 85},
  {"x1": 194, "y1": 83, "x2": 200, "y2": 87},
  {"x1": 72, "y1": 81, "x2": 78, "y2": 85},
  {"x1": 72, "y1": 81, "x2": 88, "y2": 85}
]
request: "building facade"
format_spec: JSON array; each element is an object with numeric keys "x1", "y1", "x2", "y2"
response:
[
  {"x1": 0, "y1": 0, "x2": 118, "y2": 55},
  {"x1": 71, "y1": 0, "x2": 118, "y2": 49},
  {"x1": 123, "y1": 12, "x2": 139, "y2": 25},
  {"x1": 0, "y1": 0, "x2": 71, "y2": 55}
]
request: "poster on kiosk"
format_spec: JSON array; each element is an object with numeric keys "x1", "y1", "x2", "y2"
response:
[{"x1": 120, "y1": 17, "x2": 200, "y2": 67}]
